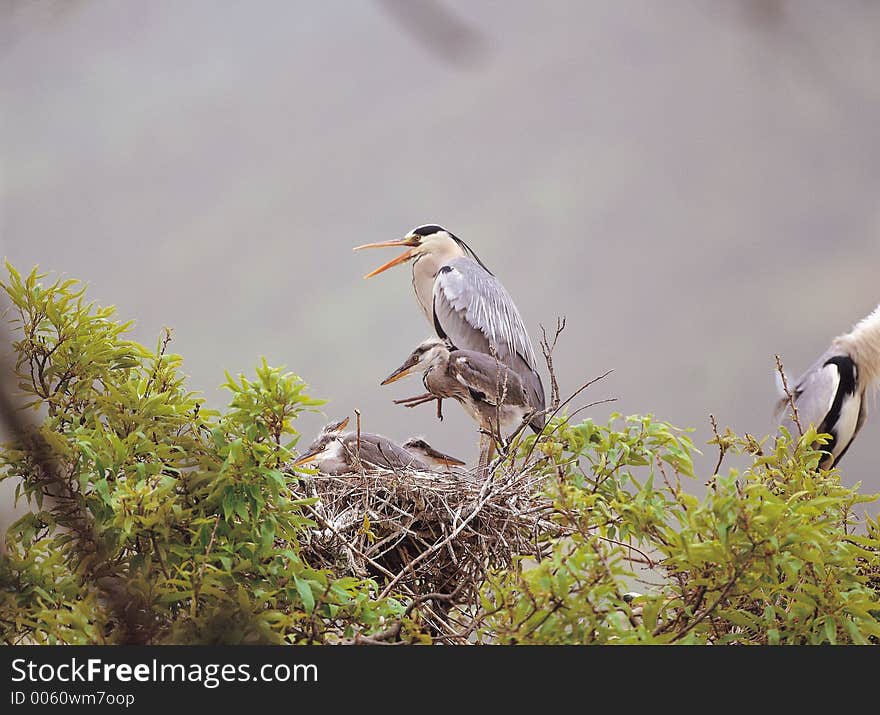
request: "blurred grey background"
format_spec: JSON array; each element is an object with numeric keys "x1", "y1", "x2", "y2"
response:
[{"x1": 1, "y1": 0, "x2": 879, "y2": 519}]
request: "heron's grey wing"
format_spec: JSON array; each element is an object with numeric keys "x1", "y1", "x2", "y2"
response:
[
  {"x1": 449, "y1": 350, "x2": 528, "y2": 407},
  {"x1": 349, "y1": 434, "x2": 428, "y2": 471},
  {"x1": 433, "y1": 257, "x2": 537, "y2": 366},
  {"x1": 433, "y1": 257, "x2": 546, "y2": 424},
  {"x1": 776, "y1": 358, "x2": 838, "y2": 435}
]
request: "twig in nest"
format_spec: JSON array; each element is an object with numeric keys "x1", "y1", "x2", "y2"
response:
[
  {"x1": 297, "y1": 453, "x2": 563, "y2": 643},
  {"x1": 377, "y1": 472, "x2": 498, "y2": 599}
]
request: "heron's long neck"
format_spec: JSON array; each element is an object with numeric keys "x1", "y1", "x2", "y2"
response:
[
  {"x1": 411, "y1": 237, "x2": 466, "y2": 324},
  {"x1": 411, "y1": 257, "x2": 438, "y2": 324},
  {"x1": 424, "y1": 350, "x2": 449, "y2": 379},
  {"x1": 835, "y1": 303, "x2": 880, "y2": 389},
  {"x1": 423, "y1": 351, "x2": 453, "y2": 395}
]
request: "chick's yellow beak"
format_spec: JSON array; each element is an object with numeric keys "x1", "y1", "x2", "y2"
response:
[
  {"x1": 328, "y1": 416, "x2": 350, "y2": 432},
  {"x1": 381, "y1": 355, "x2": 420, "y2": 385},
  {"x1": 292, "y1": 450, "x2": 320, "y2": 466},
  {"x1": 433, "y1": 453, "x2": 466, "y2": 467}
]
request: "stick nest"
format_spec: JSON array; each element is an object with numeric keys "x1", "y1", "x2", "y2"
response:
[{"x1": 294, "y1": 461, "x2": 562, "y2": 633}]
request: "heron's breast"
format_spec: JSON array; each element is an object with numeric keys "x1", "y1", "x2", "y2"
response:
[{"x1": 500, "y1": 404, "x2": 530, "y2": 431}]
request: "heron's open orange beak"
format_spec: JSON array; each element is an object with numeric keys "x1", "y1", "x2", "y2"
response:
[{"x1": 353, "y1": 237, "x2": 419, "y2": 279}]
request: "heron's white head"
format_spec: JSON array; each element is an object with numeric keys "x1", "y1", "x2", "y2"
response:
[
  {"x1": 835, "y1": 302, "x2": 880, "y2": 388},
  {"x1": 380, "y1": 338, "x2": 450, "y2": 385},
  {"x1": 354, "y1": 224, "x2": 483, "y2": 279},
  {"x1": 401, "y1": 437, "x2": 466, "y2": 468},
  {"x1": 292, "y1": 416, "x2": 349, "y2": 466}
]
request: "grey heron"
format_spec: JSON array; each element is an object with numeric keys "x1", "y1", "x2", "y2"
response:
[
  {"x1": 381, "y1": 338, "x2": 532, "y2": 476},
  {"x1": 292, "y1": 417, "x2": 465, "y2": 474},
  {"x1": 354, "y1": 224, "x2": 546, "y2": 431},
  {"x1": 775, "y1": 303, "x2": 880, "y2": 468}
]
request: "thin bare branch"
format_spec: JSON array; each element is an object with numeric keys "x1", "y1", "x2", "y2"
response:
[{"x1": 775, "y1": 354, "x2": 803, "y2": 437}]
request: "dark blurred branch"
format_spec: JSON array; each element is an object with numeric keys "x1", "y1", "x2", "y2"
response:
[
  {"x1": 0, "y1": 321, "x2": 150, "y2": 643},
  {"x1": 741, "y1": 0, "x2": 786, "y2": 29},
  {"x1": 377, "y1": 0, "x2": 487, "y2": 67},
  {"x1": 0, "y1": 0, "x2": 87, "y2": 55}
]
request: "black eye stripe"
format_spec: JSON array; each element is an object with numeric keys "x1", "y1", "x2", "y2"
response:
[{"x1": 412, "y1": 224, "x2": 446, "y2": 236}]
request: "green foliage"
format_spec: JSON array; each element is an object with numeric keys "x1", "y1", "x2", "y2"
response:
[
  {"x1": 0, "y1": 264, "x2": 404, "y2": 643},
  {"x1": 1, "y1": 263, "x2": 878, "y2": 645},
  {"x1": 479, "y1": 418, "x2": 880, "y2": 644}
]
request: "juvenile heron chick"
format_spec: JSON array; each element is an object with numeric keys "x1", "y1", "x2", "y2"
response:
[
  {"x1": 382, "y1": 338, "x2": 532, "y2": 477},
  {"x1": 401, "y1": 438, "x2": 467, "y2": 469},
  {"x1": 292, "y1": 417, "x2": 464, "y2": 474},
  {"x1": 775, "y1": 302, "x2": 880, "y2": 468}
]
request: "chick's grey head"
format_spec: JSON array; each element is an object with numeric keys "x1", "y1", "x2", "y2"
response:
[
  {"x1": 381, "y1": 338, "x2": 451, "y2": 386},
  {"x1": 402, "y1": 437, "x2": 466, "y2": 468},
  {"x1": 293, "y1": 416, "x2": 349, "y2": 466}
]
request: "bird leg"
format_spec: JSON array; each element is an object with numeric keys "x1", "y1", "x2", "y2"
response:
[
  {"x1": 394, "y1": 393, "x2": 435, "y2": 405},
  {"x1": 394, "y1": 394, "x2": 444, "y2": 421},
  {"x1": 477, "y1": 431, "x2": 496, "y2": 481}
]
